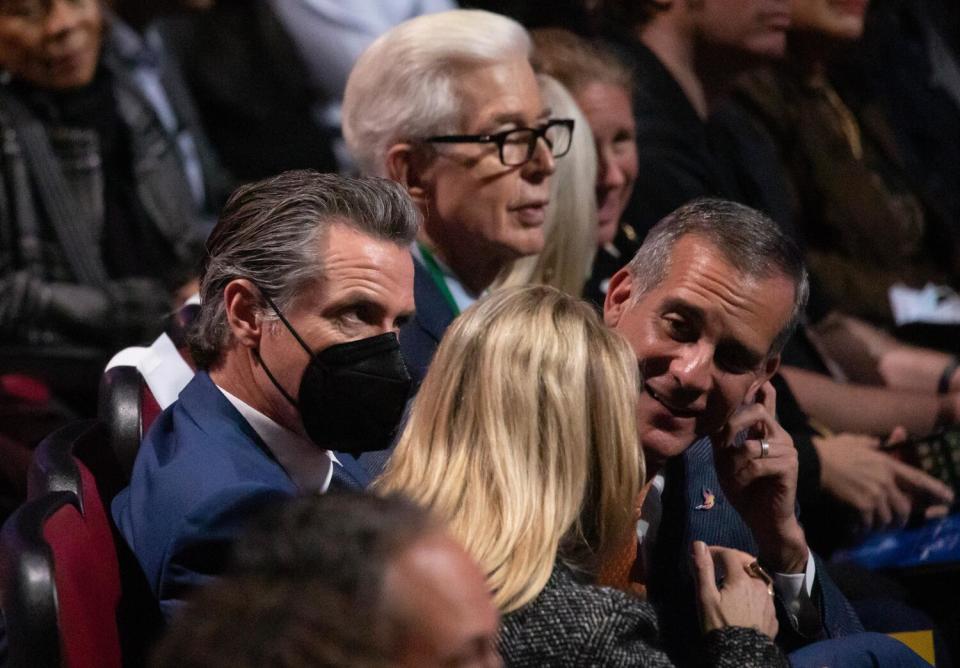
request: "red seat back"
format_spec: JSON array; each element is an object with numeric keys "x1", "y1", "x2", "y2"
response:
[
  {"x1": 27, "y1": 420, "x2": 163, "y2": 665},
  {"x1": 141, "y1": 381, "x2": 162, "y2": 435},
  {"x1": 0, "y1": 455, "x2": 122, "y2": 668},
  {"x1": 42, "y1": 459, "x2": 123, "y2": 668}
]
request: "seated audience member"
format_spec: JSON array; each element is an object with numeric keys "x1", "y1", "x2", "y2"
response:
[
  {"x1": 151, "y1": 492, "x2": 501, "y2": 668},
  {"x1": 603, "y1": 199, "x2": 868, "y2": 662},
  {"x1": 589, "y1": 0, "x2": 955, "y2": 540},
  {"x1": 112, "y1": 171, "x2": 419, "y2": 619},
  {"x1": 0, "y1": 0, "x2": 211, "y2": 362},
  {"x1": 160, "y1": 1, "x2": 454, "y2": 180},
  {"x1": 106, "y1": 0, "x2": 229, "y2": 222},
  {"x1": 341, "y1": 9, "x2": 565, "y2": 385},
  {"x1": 492, "y1": 74, "x2": 596, "y2": 297},
  {"x1": 378, "y1": 285, "x2": 787, "y2": 666},
  {"x1": 730, "y1": 0, "x2": 959, "y2": 327},
  {"x1": 530, "y1": 28, "x2": 641, "y2": 305},
  {"x1": 262, "y1": 0, "x2": 455, "y2": 173},
  {"x1": 831, "y1": 0, "x2": 960, "y2": 241}
]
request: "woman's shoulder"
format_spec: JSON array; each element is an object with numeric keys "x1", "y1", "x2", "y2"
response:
[{"x1": 498, "y1": 562, "x2": 670, "y2": 667}]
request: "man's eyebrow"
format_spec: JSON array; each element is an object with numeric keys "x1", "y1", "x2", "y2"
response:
[
  {"x1": 322, "y1": 292, "x2": 382, "y2": 313},
  {"x1": 488, "y1": 108, "x2": 552, "y2": 126},
  {"x1": 490, "y1": 112, "x2": 527, "y2": 126},
  {"x1": 661, "y1": 297, "x2": 765, "y2": 364}
]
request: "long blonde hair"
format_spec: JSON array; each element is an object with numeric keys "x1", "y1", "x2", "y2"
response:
[
  {"x1": 376, "y1": 286, "x2": 643, "y2": 612},
  {"x1": 493, "y1": 75, "x2": 598, "y2": 296}
]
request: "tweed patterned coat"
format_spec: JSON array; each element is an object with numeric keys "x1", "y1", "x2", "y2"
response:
[{"x1": 498, "y1": 563, "x2": 788, "y2": 667}]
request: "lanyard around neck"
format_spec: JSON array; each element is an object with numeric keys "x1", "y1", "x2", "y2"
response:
[{"x1": 417, "y1": 242, "x2": 460, "y2": 316}]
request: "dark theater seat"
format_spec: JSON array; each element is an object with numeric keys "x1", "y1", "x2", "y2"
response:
[
  {"x1": 97, "y1": 367, "x2": 161, "y2": 485},
  {"x1": 0, "y1": 421, "x2": 162, "y2": 668}
]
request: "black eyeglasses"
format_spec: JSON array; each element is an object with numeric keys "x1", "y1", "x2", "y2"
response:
[{"x1": 425, "y1": 119, "x2": 574, "y2": 167}]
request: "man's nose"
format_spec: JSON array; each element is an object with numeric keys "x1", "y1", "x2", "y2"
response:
[
  {"x1": 670, "y1": 344, "x2": 713, "y2": 394},
  {"x1": 523, "y1": 135, "x2": 556, "y2": 180},
  {"x1": 598, "y1": 149, "x2": 625, "y2": 190}
]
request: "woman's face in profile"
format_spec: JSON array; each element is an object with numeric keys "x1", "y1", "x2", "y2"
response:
[
  {"x1": 0, "y1": 0, "x2": 103, "y2": 90},
  {"x1": 575, "y1": 81, "x2": 638, "y2": 247},
  {"x1": 791, "y1": 0, "x2": 869, "y2": 42}
]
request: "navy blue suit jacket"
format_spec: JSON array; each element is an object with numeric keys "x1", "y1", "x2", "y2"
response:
[
  {"x1": 398, "y1": 256, "x2": 457, "y2": 388},
  {"x1": 649, "y1": 437, "x2": 863, "y2": 664},
  {"x1": 112, "y1": 371, "x2": 371, "y2": 619}
]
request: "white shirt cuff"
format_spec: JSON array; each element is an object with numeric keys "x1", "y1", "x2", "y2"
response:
[{"x1": 773, "y1": 548, "x2": 815, "y2": 605}]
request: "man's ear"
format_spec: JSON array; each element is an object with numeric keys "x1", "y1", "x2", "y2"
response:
[
  {"x1": 223, "y1": 279, "x2": 264, "y2": 349},
  {"x1": 603, "y1": 267, "x2": 635, "y2": 328},
  {"x1": 386, "y1": 143, "x2": 433, "y2": 208}
]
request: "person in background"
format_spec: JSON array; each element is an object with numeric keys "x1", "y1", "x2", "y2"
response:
[
  {"x1": 832, "y1": 0, "x2": 960, "y2": 244},
  {"x1": 266, "y1": 0, "x2": 455, "y2": 172},
  {"x1": 151, "y1": 492, "x2": 501, "y2": 668},
  {"x1": 341, "y1": 9, "x2": 564, "y2": 388},
  {"x1": 492, "y1": 74, "x2": 596, "y2": 297},
  {"x1": 589, "y1": 0, "x2": 956, "y2": 541},
  {"x1": 529, "y1": 27, "x2": 639, "y2": 305},
  {"x1": 112, "y1": 171, "x2": 419, "y2": 619},
  {"x1": 729, "y1": 0, "x2": 959, "y2": 327},
  {"x1": 378, "y1": 285, "x2": 787, "y2": 667},
  {"x1": 105, "y1": 0, "x2": 229, "y2": 227},
  {"x1": 0, "y1": 0, "x2": 208, "y2": 385}
]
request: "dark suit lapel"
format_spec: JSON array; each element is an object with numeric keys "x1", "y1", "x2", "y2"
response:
[
  {"x1": 411, "y1": 255, "x2": 457, "y2": 343},
  {"x1": 179, "y1": 371, "x2": 282, "y2": 472}
]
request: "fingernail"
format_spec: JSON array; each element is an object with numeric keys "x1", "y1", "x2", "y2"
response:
[{"x1": 693, "y1": 540, "x2": 706, "y2": 556}]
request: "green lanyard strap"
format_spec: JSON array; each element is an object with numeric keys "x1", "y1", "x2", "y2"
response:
[{"x1": 417, "y1": 243, "x2": 460, "y2": 316}]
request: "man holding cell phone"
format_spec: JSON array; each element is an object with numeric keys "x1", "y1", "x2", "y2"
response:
[{"x1": 604, "y1": 198, "x2": 865, "y2": 664}]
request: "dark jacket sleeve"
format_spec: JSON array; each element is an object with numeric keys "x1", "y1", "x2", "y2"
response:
[
  {"x1": 158, "y1": 484, "x2": 288, "y2": 621},
  {"x1": 578, "y1": 596, "x2": 788, "y2": 668},
  {"x1": 0, "y1": 270, "x2": 170, "y2": 346},
  {"x1": 703, "y1": 627, "x2": 790, "y2": 668}
]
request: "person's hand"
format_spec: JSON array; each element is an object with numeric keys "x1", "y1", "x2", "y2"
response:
[
  {"x1": 107, "y1": 277, "x2": 173, "y2": 342},
  {"x1": 813, "y1": 427, "x2": 954, "y2": 532},
  {"x1": 692, "y1": 541, "x2": 778, "y2": 639},
  {"x1": 937, "y1": 391, "x2": 960, "y2": 426},
  {"x1": 43, "y1": 282, "x2": 111, "y2": 340},
  {"x1": 712, "y1": 381, "x2": 808, "y2": 573}
]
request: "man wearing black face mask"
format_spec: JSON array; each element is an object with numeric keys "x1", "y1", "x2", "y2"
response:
[{"x1": 112, "y1": 170, "x2": 419, "y2": 620}]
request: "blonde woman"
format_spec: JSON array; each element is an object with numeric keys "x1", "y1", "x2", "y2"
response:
[
  {"x1": 493, "y1": 76, "x2": 598, "y2": 296},
  {"x1": 377, "y1": 286, "x2": 784, "y2": 667}
]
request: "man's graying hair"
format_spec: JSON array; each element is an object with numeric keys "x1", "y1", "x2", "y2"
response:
[
  {"x1": 189, "y1": 170, "x2": 420, "y2": 368},
  {"x1": 626, "y1": 198, "x2": 809, "y2": 354}
]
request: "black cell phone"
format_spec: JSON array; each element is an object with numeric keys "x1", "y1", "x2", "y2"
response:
[{"x1": 883, "y1": 427, "x2": 960, "y2": 509}]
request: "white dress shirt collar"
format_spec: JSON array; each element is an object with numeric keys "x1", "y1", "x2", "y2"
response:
[{"x1": 216, "y1": 384, "x2": 337, "y2": 493}]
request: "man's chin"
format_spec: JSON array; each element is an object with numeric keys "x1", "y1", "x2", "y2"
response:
[{"x1": 639, "y1": 425, "x2": 694, "y2": 475}]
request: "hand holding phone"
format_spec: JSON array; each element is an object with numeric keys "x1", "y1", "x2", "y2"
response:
[{"x1": 711, "y1": 381, "x2": 808, "y2": 574}]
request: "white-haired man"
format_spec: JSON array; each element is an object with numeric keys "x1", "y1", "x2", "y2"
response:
[{"x1": 342, "y1": 9, "x2": 568, "y2": 385}]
